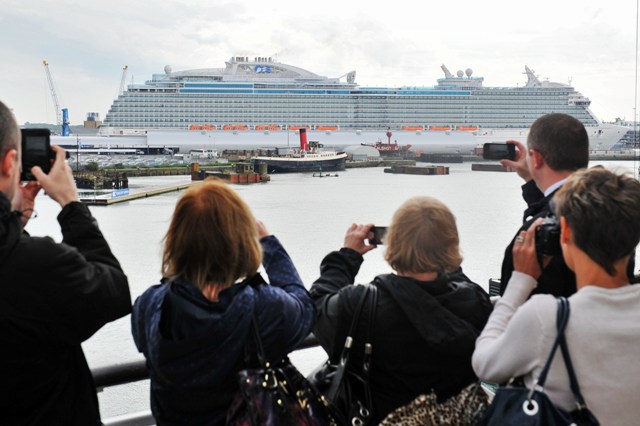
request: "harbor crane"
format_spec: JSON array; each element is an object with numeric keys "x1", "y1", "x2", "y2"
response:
[
  {"x1": 119, "y1": 65, "x2": 128, "y2": 96},
  {"x1": 42, "y1": 60, "x2": 70, "y2": 136}
]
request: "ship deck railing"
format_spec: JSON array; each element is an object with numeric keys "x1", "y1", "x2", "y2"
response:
[{"x1": 94, "y1": 334, "x2": 321, "y2": 426}]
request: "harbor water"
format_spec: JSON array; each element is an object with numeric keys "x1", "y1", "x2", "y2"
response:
[{"x1": 23, "y1": 160, "x2": 640, "y2": 419}]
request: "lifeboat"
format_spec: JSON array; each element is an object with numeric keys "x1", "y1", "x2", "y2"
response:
[
  {"x1": 456, "y1": 126, "x2": 479, "y2": 131},
  {"x1": 189, "y1": 125, "x2": 216, "y2": 131},
  {"x1": 429, "y1": 126, "x2": 452, "y2": 131},
  {"x1": 288, "y1": 125, "x2": 310, "y2": 131},
  {"x1": 401, "y1": 126, "x2": 425, "y2": 131},
  {"x1": 223, "y1": 125, "x2": 249, "y2": 131},
  {"x1": 256, "y1": 125, "x2": 280, "y2": 131},
  {"x1": 316, "y1": 126, "x2": 339, "y2": 131}
]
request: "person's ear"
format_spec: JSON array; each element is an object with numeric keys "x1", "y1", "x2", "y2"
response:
[
  {"x1": 530, "y1": 149, "x2": 544, "y2": 169},
  {"x1": 1, "y1": 149, "x2": 18, "y2": 177},
  {"x1": 560, "y1": 216, "x2": 571, "y2": 245}
]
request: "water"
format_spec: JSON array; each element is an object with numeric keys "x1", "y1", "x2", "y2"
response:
[{"x1": 22, "y1": 160, "x2": 640, "y2": 419}]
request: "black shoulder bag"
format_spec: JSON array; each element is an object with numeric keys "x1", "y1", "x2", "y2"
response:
[
  {"x1": 479, "y1": 297, "x2": 599, "y2": 426},
  {"x1": 307, "y1": 284, "x2": 378, "y2": 426},
  {"x1": 226, "y1": 317, "x2": 336, "y2": 425}
]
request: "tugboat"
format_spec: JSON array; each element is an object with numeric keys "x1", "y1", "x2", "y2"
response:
[
  {"x1": 361, "y1": 129, "x2": 413, "y2": 157},
  {"x1": 251, "y1": 129, "x2": 347, "y2": 173}
]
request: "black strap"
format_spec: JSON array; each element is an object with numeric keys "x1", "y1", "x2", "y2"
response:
[
  {"x1": 361, "y1": 285, "x2": 378, "y2": 418},
  {"x1": 556, "y1": 298, "x2": 591, "y2": 411},
  {"x1": 326, "y1": 284, "x2": 374, "y2": 401},
  {"x1": 535, "y1": 297, "x2": 569, "y2": 387}
]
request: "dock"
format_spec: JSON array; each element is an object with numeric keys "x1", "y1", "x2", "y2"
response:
[
  {"x1": 471, "y1": 163, "x2": 509, "y2": 172},
  {"x1": 80, "y1": 181, "x2": 201, "y2": 205},
  {"x1": 384, "y1": 165, "x2": 450, "y2": 175}
]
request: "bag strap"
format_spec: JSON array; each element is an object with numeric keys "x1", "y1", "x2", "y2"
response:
[
  {"x1": 556, "y1": 298, "x2": 591, "y2": 412},
  {"x1": 245, "y1": 317, "x2": 268, "y2": 368},
  {"x1": 326, "y1": 284, "x2": 372, "y2": 400},
  {"x1": 361, "y1": 284, "x2": 378, "y2": 418},
  {"x1": 534, "y1": 297, "x2": 570, "y2": 388}
]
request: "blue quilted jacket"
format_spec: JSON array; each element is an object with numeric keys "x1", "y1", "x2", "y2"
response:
[{"x1": 131, "y1": 236, "x2": 315, "y2": 426}]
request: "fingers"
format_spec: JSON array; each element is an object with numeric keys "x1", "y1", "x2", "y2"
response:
[
  {"x1": 255, "y1": 220, "x2": 270, "y2": 239},
  {"x1": 344, "y1": 223, "x2": 377, "y2": 255},
  {"x1": 32, "y1": 146, "x2": 78, "y2": 207}
]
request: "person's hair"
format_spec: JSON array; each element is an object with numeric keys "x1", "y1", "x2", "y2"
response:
[
  {"x1": 554, "y1": 166, "x2": 640, "y2": 276},
  {"x1": 0, "y1": 101, "x2": 19, "y2": 160},
  {"x1": 527, "y1": 113, "x2": 589, "y2": 172},
  {"x1": 162, "y1": 178, "x2": 262, "y2": 290},
  {"x1": 384, "y1": 196, "x2": 462, "y2": 274}
]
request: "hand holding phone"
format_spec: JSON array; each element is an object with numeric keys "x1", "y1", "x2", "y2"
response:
[
  {"x1": 21, "y1": 128, "x2": 54, "y2": 181},
  {"x1": 482, "y1": 142, "x2": 516, "y2": 161}
]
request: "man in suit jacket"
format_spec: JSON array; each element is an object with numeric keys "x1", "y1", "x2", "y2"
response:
[{"x1": 499, "y1": 113, "x2": 589, "y2": 297}]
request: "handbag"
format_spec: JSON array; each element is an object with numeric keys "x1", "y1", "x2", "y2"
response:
[
  {"x1": 378, "y1": 381, "x2": 490, "y2": 426},
  {"x1": 478, "y1": 297, "x2": 599, "y2": 426},
  {"x1": 226, "y1": 318, "x2": 336, "y2": 425},
  {"x1": 307, "y1": 284, "x2": 378, "y2": 426}
]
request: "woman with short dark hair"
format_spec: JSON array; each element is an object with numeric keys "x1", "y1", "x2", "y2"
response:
[
  {"x1": 473, "y1": 167, "x2": 640, "y2": 425},
  {"x1": 131, "y1": 179, "x2": 315, "y2": 425},
  {"x1": 311, "y1": 195, "x2": 493, "y2": 424}
]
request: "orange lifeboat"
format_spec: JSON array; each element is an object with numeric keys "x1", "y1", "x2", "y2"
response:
[
  {"x1": 456, "y1": 126, "x2": 479, "y2": 131},
  {"x1": 288, "y1": 125, "x2": 310, "y2": 131},
  {"x1": 223, "y1": 125, "x2": 249, "y2": 131},
  {"x1": 256, "y1": 125, "x2": 281, "y2": 131},
  {"x1": 429, "y1": 126, "x2": 452, "y2": 131},
  {"x1": 402, "y1": 126, "x2": 425, "y2": 131},
  {"x1": 189, "y1": 125, "x2": 215, "y2": 130},
  {"x1": 316, "y1": 126, "x2": 339, "y2": 131}
]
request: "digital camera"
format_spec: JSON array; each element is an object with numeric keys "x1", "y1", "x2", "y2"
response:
[{"x1": 535, "y1": 216, "x2": 561, "y2": 256}]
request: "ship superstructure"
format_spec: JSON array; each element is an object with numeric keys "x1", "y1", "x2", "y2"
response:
[{"x1": 100, "y1": 56, "x2": 626, "y2": 150}]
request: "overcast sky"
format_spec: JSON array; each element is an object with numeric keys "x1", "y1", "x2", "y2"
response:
[{"x1": 1, "y1": 0, "x2": 638, "y2": 126}]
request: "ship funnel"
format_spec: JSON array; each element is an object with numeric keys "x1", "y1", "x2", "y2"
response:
[{"x1": 299, "y1": 128, "x2": 309, "y2": 151}]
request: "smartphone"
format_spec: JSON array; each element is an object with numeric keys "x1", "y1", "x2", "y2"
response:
[
  {"x1": 21, "y1": 128, "x2": 53, "y2": 181},
  {"x1": 482, "y1": 142, "x2": 516, "y2": 161},
  {"x1": 369, "y1": 226, "x2": 388, "y2": 245}
]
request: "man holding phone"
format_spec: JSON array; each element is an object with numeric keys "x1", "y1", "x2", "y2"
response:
[
  {"x1": 498, "y1": 113, "x2": 589, "y2": 297},
  {"x1": 0, "y1": 101, "x2": 131, "y2": 425}
]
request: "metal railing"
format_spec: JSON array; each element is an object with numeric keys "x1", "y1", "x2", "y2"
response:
[{"x1": 93, "y1": 334, "x2": 321, "y2": 426}]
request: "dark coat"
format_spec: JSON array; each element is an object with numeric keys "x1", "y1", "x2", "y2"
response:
[
  {"x1": 310, "y1": 248, "x2": 493, "y2": 423},
  {"x1": 131, "y1": 236, "x2": 315, "y2": 426},
  {"x1": 0, "y1": 194, "x2": 131, "y2": 426}
]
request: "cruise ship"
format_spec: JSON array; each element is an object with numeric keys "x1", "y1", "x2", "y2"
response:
[{"x1": 96, "y1": 56, "x2": 628, "y2": 152}]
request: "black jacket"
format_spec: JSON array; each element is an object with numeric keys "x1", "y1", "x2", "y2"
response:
[
  {"x1": 499, "y1": 180, "x2": 577, "y2": 297},
  {"x1": 310, "y1": 248, "x2": 493, "y2": 423},
  {"x1": 0, "y1": 193, "x2": 131, "y2": 425}
]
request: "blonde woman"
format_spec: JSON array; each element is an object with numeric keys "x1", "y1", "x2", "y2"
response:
[
  {"x1": 310, "y1": 196, "x2": 493, "y2": 423},
  {"x1": 132, "y1": 179, "x2": 315, "y2": 425}
]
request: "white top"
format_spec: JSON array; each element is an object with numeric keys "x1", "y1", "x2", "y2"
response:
[{"x1": 472, "y1": 272, "x2": 640, "y2": 426}]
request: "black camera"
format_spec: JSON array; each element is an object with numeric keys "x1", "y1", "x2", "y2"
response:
[
  {"x1": 369, "y1": 226, "x2": 388, "y2": 245},
  {"x1": 535, "y1": 216, "x2": 561, "y2": 256},
  {"x1": 21, "y1": 128, "x2": 54, "y2": 181},
  {"x1": 482, "y1": 142, "x2": 516, "y2": 161}
]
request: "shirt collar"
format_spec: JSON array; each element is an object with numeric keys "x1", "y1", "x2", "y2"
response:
[{"x1": 545, "y1": 178, "x2": 568, "y2": 197}]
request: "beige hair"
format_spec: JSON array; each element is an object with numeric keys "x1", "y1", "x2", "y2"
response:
[
  {"x1": 162, "y1": 178, "x2": 262, "y2": 290},
  {"x1": 384, "y1": 196, "x2": 462, "y2": 274}
]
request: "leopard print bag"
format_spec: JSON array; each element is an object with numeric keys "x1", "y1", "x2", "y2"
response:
[{"x1": 379, "y1": 382, "x2": 489, "y2": 426}]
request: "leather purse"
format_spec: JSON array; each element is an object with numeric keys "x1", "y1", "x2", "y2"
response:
[
  {"x1": 307, "y1": 284, "x2": 378, "y2": 426},
  {"x1": 226, "y1": 318, "x2": 336, "y2": 426},
  {"x1": 478, "y1": 297, "x2": 599, "y2": 426}
]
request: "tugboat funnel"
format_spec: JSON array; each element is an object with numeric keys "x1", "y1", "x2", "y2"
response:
[{"x1": 299, "y1": 128, "x2": 309, "y2": 151}]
